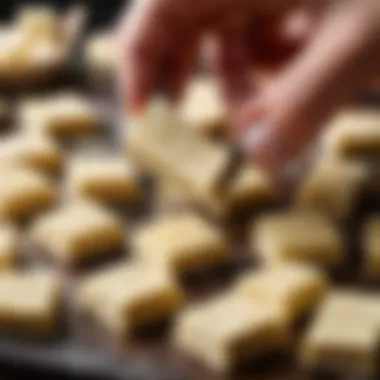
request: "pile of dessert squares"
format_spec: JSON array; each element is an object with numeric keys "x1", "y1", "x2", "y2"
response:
[{"x1": 1, "y1": 4, "x2": 380, "y2": 379}]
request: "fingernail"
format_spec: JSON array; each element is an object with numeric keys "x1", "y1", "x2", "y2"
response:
[
  {"x1": 240, "y1": 123, "x2": 283, "y2": 171},
  {"x1": 240, "y1": 123, "x2": 272, "y2": 155}
]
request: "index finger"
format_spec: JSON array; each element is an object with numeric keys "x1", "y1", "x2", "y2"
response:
[{"x1": 118, "y1": 0, "x2": 173, "y2": 114}]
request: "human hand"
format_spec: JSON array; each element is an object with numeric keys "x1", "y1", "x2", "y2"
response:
[{"x1": 120, "y1": 0, "x2": 380, "y2": 170}]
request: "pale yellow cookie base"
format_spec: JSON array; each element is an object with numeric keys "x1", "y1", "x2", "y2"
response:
[
  {"x1": 175, "y1": 295, "x2": 289, "y2": 372},
  {"x1": 253, "y1": 211, "x2": 344, "y2": 267},
  {"x1": 0, "y1": 167, "x2": 55, "y2": 222},
  {"x1": 133, "y1": 213, "x2": 230, "y2": 275},
  {"x1": 78, "y1": 262, "x2": 184, "y2": 335},
  {"x1": 234, "y1": 263, "x2": 329, "y2": 324},
  {"x1": 226, "y1": 165, "x2": 277, "y2": 209},
  {"x1": 300, "y1": 291, "x2": 380, "y2": 376},
  {"x1": 157, "y1": 164, "x2": 277, "y2": 217},
  {"x1": 323, "y1": 110, "x2": 380, "y2": 159},
  {"x1": 67, "y1": 156, "x2": 141, "y2": 204},
  {"x1": 21, "y1": 93, "x2": 99, "y2": 139},
  {"x1": 297, "y1": 159, "x2": 368, "y2": 220},
  {"x1": 0, "y1": 133, "x2": 63, "y2": 174},
  {"x1": 30, "y1": 201, "x2": 125, "y2": 266},
  {"x1": 85, "y1": 32, "x2": 116, "y2": 77},
  {"x1": 0, "y1": 272, "x2": 61, "y2": 336},
  {"x1": 127, "y1": 99, "x2": 232, "y2": 215},
  {"x1": 180, "y1": 77, "x2": 227, "y2": 137},
  {"x1": 0, "y1": 10, "x2": 67, "y2": 90}
]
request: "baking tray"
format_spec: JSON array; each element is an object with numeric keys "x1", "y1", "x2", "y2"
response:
[{"x1": 1, "y1": 72, "x2": 380, "y2": 380}]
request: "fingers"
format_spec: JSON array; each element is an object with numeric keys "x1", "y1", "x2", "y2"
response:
[
  {"x1": 119, "y1": 0, "x2": 213, "y2": 114},
  {"x1": 281, "y1": 7, "x2": 317, "y2": 44},
  {"x1": 164, "y1": 33, "x2": 200, "y2": 103},
  {"x1": 118, "y1": 0, "x2": 289, "y2": 114},
  {"x1": 118, "y1": 0, "x2": 173, "y2": 114},
  {"x1": 248, "y1": 15, "x2": 299, "y2": 67},
  {"x1": 209, "y1": 22, "x2": 254, "y2": 111},
  {"x1": 236, "y1": 0, "x2": 380, "y2": 171}
]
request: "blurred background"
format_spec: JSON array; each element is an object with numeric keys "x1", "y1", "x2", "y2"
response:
[
  {"x1": 0, "y1": 1, "x2": 379, "y2": 380},
  {"x1": 0, "y1": 0, "x2": 124, "y2": 28}
]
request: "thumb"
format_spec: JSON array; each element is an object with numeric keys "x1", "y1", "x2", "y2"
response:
[{"x1": 237, "y1": 0, "x2": 380, "y2": 171}]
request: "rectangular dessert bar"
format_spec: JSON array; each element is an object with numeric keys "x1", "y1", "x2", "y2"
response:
[
  {"x1": 127, "y1": 100, "x2": 232, "y2": 214},
  {"x1": 297, "y1": 159, "x2": 368, "y2": 220},
  {"x1": 323, "y1": 109, "x2": 380, "y2": 159},
  {"x1": 30, "y1": 201, "x2": 125, "y2": 266},
  {"x1": 0, "y1": 271, "x2": 61, "y2": 336},
  {"x1": 301, "y1": 290, "x2": 380, "y2": 376},
  {"x1": 234, "y1": 263, "x2": 329, "y2": 324},
  {"x1": 0, "y1": 166, "x2": 55, "y2": 222},
  {"x1": 67, "y1": 155, "x2": 141, "y2": 205},
  {"x1": 253, "y1": 211, "x2": 344, "y2": 267},
  {"x1": 180, "y1": 77, "x2": 227, "y2": 137},
  {"x1": 20, "y1": 93, "x2": 99, "y2": 139},
  {"x1": 175, "y1": 294, "x2": 289, "y2": 372},
  {"x1": 133, "y1": 213, "x2": 230, "y2": 275},
  {"x1": 0, "y1": 133, "x2": 63, "y2": 173},
  {"x1": 78, "y1": 262, "x2": 185, "y2": 335}
]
